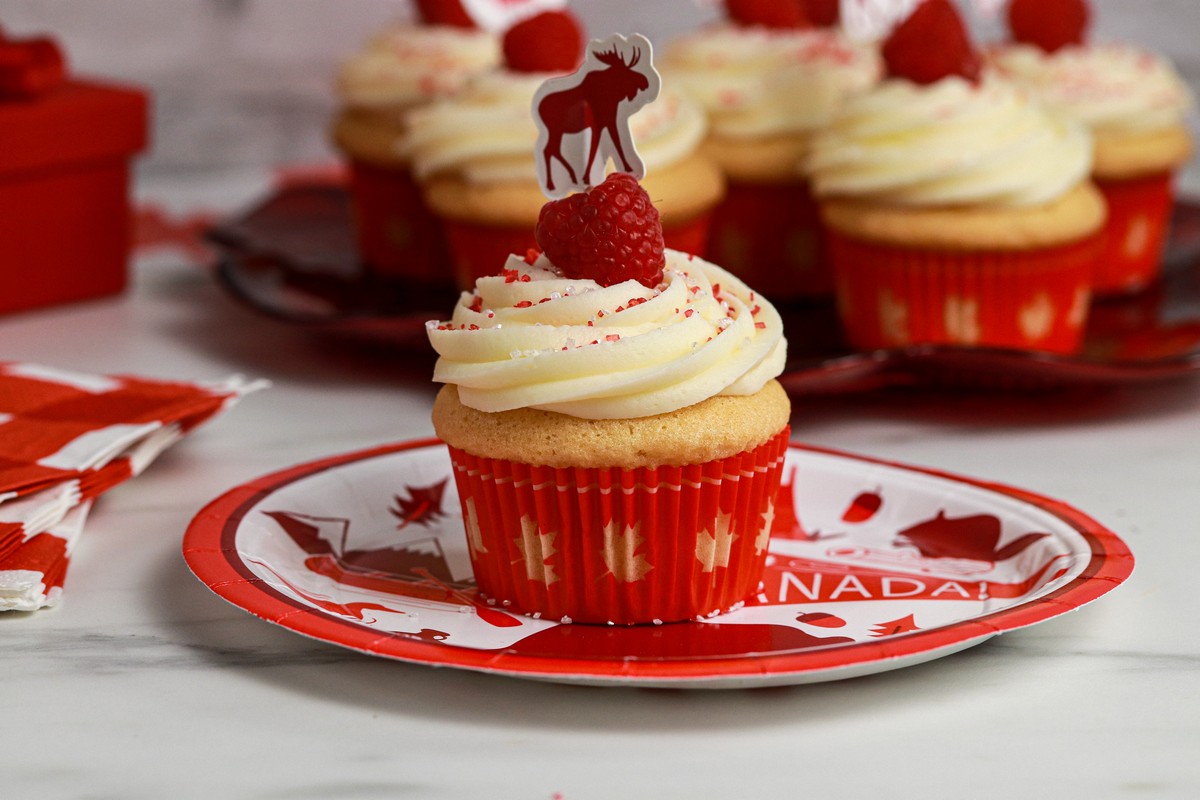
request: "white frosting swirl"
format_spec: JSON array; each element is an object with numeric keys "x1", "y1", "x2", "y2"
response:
[
  {"x1": 426, "y1": 250, "x2": 787, "y2": 419},
  {"x1": 336, "y1": 24, "x2": 500, "y2": 110},
  {"x1": 808, "y1": 75, "x2": 1092, "y2": 207},
  {"x1": 987, "y1": 43, "x2": 1193, "y2": 135},
  {"x1": 663, "y1": 24, "x2": 881, "y2": 139},
  {"x1": 403, "y1": 70, "x2": 707, "y2": 183}
]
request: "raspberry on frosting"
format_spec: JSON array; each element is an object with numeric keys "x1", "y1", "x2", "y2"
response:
[
  {"x1": 413, "y1": 0, "x2": 477, "y2": 29},
  {"x1": 725, "y1": 0, "x2": 811, "y2": 30},
  {"x1": 802, "y1": 0, "x2": 840, "y2": 28},
  {"x1": 535, "y1": 173, "x2": 666, "y2": 289},
  {"x1": 882, "y1": 0, "x2": 981, "y2": 85},
  {"x1": 1008, "y1": 0, "x2": 1090, "y2": 54},
  {"x1": 503, "y1": 10, "x2": 585, "y2": 74}
]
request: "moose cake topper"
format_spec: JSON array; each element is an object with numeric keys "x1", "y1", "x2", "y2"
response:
[{"x1": 532, "y1": 32, "x2": 662, "y2": 199}]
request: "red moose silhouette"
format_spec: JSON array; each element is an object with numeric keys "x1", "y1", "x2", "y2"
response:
[{"x1": 535, "y1": 43, "x2": 653, "y2": 192}]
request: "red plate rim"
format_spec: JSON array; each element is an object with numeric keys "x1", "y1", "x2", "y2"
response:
[{"x1": 183, "y1": 438, "x2": 1135, "y2": 684}]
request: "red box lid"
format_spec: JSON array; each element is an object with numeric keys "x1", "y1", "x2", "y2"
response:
[{"x1": 0, "y1": 79, "x2": 148, "y2": 176}]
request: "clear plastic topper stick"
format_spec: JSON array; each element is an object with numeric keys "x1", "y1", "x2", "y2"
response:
[{"x1": 532, "y1": 32, "x2": 662, "y2": 200}]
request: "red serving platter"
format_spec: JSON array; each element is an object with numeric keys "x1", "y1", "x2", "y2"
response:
[{"x1": 207, "y1": 184, "x2": 1200, "y2": 393}]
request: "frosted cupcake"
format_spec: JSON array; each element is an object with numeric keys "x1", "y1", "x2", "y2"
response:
[
  {"x1": 405, "y1": 11, "x2": 725, "y2": 291},
  {"x1": 426, "y1": 173, "x2": 790, "y2": 625},
  {"x1": 808, "y1": 0, "x2": 1106, "y2": 355},
  {"x1": 331, "y1": 7, "x2": 499, "y2": 285},
  {"x1": 987, "y1": 0, "x2": 1193, "y2": 294},
  {"x1": 663, "y1": 0, "x2": 880, "y2": 299}
]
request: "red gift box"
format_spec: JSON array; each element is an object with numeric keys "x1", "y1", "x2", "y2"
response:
[{"x1": 0, "y1": 79, "x2": 148, "y2": 315}]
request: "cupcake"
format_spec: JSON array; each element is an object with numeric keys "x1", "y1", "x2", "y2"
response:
[
  {"x1": 987, "y1": 0, "x2": 1194, "y2": 295},
  {"x1": 404, "y1": 11, "x2": 725, "y2": 291},
  {"x1": 807, "y1": 0, "x2": 1106, "y2": 355},
  {"x1": 663, "y1": 0, "x2": 881, "y2": 300},
  {"x1": 426, "y1": 172, "x2": 790, "y2": 625},
  {"x1": 330, "y1": 4, "x2": 500, "y2": 286}
]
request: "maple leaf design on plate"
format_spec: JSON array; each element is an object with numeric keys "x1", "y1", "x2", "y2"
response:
[
  {"x1": 514, "y1": 515, "x2": 559, "y2": 586},
  {"x1": 389, "y1": 479, "x2": 449, "y2": 529},
  {"x1": 601, "y1": 519, "x2": 653, "y2": 582},
  {"x1": 462, "y1": 496, "x2": 488, "y2": 559},
  {"x1": 695, "y1": 511, "x2": 737, "y2": 573},
  {"x1": 870, "y1": 613, "x2": 921, "y2": 638}
]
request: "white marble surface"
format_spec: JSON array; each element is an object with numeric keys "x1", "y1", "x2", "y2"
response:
[
  {"x1": 2, "y1": 1, "x2": 1200, "y2": 796},
  {"x1": 1, "y1": 227, "x2": 1198, "y2": 797}
]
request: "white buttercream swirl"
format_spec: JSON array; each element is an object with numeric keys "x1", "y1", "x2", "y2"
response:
[
  {"x1": 336, "y1": 24, "x2": 500, "y2": 110},
  {"x1": 426, "y1": 250, "x2": 787, "y2": 419},
  {"x1": 663, "y1": 24, "x2": 881, "y2": 139},
  {"x1": 807, "y1": 75, "x2": 1092, "y2": 207},
  {"x1": 987, "y1": 43, "x2": 1193, "y2": 135},
  {"x1": 402, "y1": 70, "x2": 708, "y2": 184}
]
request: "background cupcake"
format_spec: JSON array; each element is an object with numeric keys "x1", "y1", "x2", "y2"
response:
[
  {"x1": 330, "y1": 2, "x2": 499, "y2": 287},
  {"x1": 405, "y1": 11, "x2": 725, "y2": 291},
  {"x1": 808, "y1": 0, "x2": 1106, "y2": 355},
  {"x1": 426, "y1": 173, "x2": 789, "y2": 625},
  {"x1": 987, "y1": 0, "x2": 1194, "y2": 295},
  {"x1": 663, "y1": 0, "x2": 881, "y2": 300}
]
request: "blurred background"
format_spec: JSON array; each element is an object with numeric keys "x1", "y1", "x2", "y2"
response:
[{"x1": 3, "y1": 0, "x2": 1198, "y2": 192}]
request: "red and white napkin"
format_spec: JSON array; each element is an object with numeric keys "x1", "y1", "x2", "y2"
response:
[{"x1": 0, "y1": 362, "x2": 263, "y2": 611}]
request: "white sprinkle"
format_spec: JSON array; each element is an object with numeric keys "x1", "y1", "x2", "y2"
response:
[
  {"x1": 652, "y1": 618, "x2": 663, "y2": 626},
  {"x1": 424, "y1": 320, "x2": 438, "y2": 330},
  {"x1": 549, "y1": 291, "x2": 562, "y2": 301},
  {"x1": 559, "y1": 616, "x2": 573, "y2": 624},
  {"x1": 509, "y1": 350, "x2": 522, "y2": 359},
  {"x1": 532, "y1": 612, "x2": 542, "y2": 619},
  {"x1": 486, "y1": 598, "x2": 497, "y2": 606},
  {"x1": 502, "y1": 600, "x2": 512, "y2": 607}
]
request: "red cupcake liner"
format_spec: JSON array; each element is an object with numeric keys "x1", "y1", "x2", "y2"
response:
[
  {"x1": 1094, "y1": 172, "x2": 1175, "y2": 296},
  {"x1": 828, "y1": 231, "x2": 1101, "y2": 355},
  {"x1": 346, "y1": 160, "x2": 453, "y2": 286},
  {"x1": 704, "y1": 180, "x2": 828, "y2": 300},
  {"x1": 446, "y1": 428, "x2": 790, "y2": 625},
  {"x1": 444, "y1": 212, "x2": 716, "y2": 291}
]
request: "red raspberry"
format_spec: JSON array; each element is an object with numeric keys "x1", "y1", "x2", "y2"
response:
[
  {"x1": 1008, "y1": 0, "x2": 1089, "y2": 54},
  {"x1": 535, "y1": 173, "x2": 666, "y2": 289},
  {"x1": 882, "y1": 0, "x2": 980, "y2": 85},
  {"x1": 801, "y1": 0, "x2": 840, "y2": 28},
  {"x1": 725, "y1": 0, "x2": 811, "y2": 30},
  {"x1": 503, "y1": 10, "x2": 584, "y2": 74},
  {"x1": 413, "y1": 0, "x2": 476, "y2": 29}
]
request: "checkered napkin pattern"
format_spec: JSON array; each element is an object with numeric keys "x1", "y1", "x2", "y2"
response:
[{"x1": 0, "y1": 362, "x2": 263, "y2": 611}]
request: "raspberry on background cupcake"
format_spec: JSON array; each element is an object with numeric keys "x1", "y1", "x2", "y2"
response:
[
  {"x1": 808, "y1": 0, "x2": 1106, "y2": 355},
  {"x1": 330, "y1": 1, "x2": 500, "y2": 287},
  {"x1": 404, "y1": 11, "x2": 724, "y2": 292},
  {"x1": 987, "y1": 0, "x2": 1194, "y2": 295},
  {"x1": 426, "y1": 170, "x2": 790, "y2": 625},
  {"x1": 662, "y1": 0, "x2": 881, "y2": 300}
]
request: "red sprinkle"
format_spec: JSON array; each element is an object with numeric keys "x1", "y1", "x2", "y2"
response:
[
  {"x1": 755, "y1": 322, "x2": 767, "y2": 329},
  {"x1": 515, "y1": 300, "x2": 533, "y2": 308},
  {"x1": 605, "y1": 334, "x2": 621, "y2": 342}
]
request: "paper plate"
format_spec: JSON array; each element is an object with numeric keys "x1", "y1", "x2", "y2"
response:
[{"x1": 183, "y1": 440, "x2": 1134, "y2": 688}]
